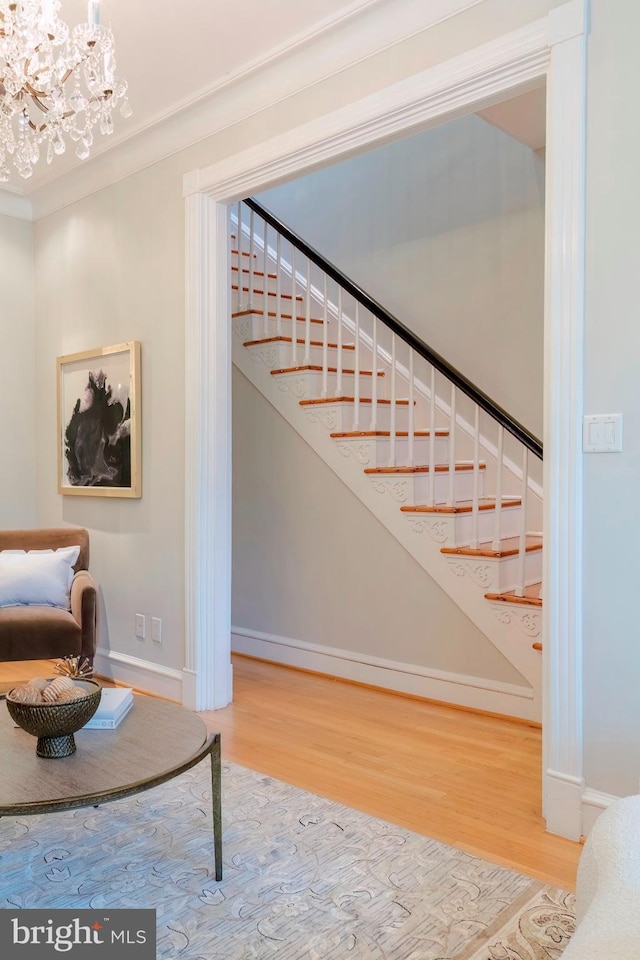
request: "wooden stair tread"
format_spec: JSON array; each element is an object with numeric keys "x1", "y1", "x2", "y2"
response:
[
  {"x1": 271, "y1": 365, "x2": 384, "y2": 377},
  {"x1": 232, "y1": 266, "x2": 278, "y2": 279},
  {"x1": 442, "y1": 536, "x2": 543, "y2": 558},
  {"x1": 330, "y1": 429, "x2": 449, "y2": 438},
  {"x1": 300, "y1": 397, "x2": 411, "y2": 406},
  {"x1": 243, "y1": 336, "x2": 355, "y2": 350},
  {"x1": 485, "y1": 583, "x2": 543, "y2": 605},
  {"x1": 365, "y1": 463, "x2": 486, "y2": 475},
  {"x1": 401, "y1": 498, "x2": 520, "y2": 514},
  {"x1": 232, "y1": 308, "x2": 324, "y2": 324},
  {"x1": 232, "y1": 284, "x2": 303, "y2": 301}
]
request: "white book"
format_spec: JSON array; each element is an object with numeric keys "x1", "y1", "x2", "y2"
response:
[{"x1": 83, "y1": 687, "x2": 133, "y2": 729}]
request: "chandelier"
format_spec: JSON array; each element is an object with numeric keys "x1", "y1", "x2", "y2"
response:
[{"x1": 0, "y1": 0, "x2": 130, "y2": 181}]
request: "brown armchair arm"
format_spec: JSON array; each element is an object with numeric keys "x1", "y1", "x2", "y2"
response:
[{"x1": 70, "y1": 570, "x2": 97, "y2": 659}]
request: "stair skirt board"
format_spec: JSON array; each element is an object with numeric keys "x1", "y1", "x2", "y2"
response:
[{"x1": 231, "y1": 628, "x2": 536, "y2": 722}]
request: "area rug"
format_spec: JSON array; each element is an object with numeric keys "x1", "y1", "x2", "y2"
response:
[{"x1": 0, "y1": 761, "x2": 575, "y2": 959}]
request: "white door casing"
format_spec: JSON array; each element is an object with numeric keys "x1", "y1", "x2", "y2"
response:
[{"x1": 184, "y1": 1, "x2": 587, "y2": 839}]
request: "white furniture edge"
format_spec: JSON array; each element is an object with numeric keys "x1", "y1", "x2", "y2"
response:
[{"x1": 185, "y1": 0, "x2": 587, "y2": 839}]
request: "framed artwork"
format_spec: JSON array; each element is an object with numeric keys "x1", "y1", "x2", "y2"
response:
[{"x1": 57, "y1": 341, "x2": 141, "y2": 498}]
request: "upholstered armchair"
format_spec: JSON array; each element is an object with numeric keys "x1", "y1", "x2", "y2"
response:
[{"x1": 0, "y1": 528, "x2": 97, "y2": 663}]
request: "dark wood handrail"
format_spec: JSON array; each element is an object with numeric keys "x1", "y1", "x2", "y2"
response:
[{"x1": 244, "y1": 197, "x2": 543, "y2": 460}]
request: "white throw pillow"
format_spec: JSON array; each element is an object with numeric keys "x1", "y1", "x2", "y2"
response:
[{"x1": 0, "y1": 546, "x2": 81, "y2": 609}]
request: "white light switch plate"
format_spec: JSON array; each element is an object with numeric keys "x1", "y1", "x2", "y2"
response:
[{"x1": 583, "y1": 413, "x2": 623, "y2": 452}]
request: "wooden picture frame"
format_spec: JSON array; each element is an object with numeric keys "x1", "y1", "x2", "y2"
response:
[{"x1": 57, "y1": 341, "x2": 141, "y2": 498}]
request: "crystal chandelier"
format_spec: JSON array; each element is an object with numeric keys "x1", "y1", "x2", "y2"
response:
[{"x1": 0, "y1": 0, "x2": 131, "y2": 181}]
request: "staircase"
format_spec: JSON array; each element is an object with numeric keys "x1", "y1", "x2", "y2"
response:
[{"x1": 230, "y1": 199, "x2": 544, "y2": 722}]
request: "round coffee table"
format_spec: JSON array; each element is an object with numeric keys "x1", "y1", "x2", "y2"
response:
[{"x1": 0, "y1": 694, "x2": 222, "y2": 880}]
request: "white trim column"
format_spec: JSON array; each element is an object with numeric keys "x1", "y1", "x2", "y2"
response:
[
  {"x1": 542, "y1": 1, "x2": 587, "y2": 840},
  {"x1": 183, "y1": 176, "x2": 233, "y2": 710}
]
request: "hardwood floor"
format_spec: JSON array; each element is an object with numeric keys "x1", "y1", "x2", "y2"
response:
[
  {"x1": 1, "y1": 655, "x2": 581, "y2": 890},
  {"x1": 203, "y1": 656, "x2": 581, "y2": 890}
]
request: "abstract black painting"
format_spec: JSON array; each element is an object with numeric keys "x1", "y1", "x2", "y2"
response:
[{"x1": 57, "y1": 342, "x2": 141, "y2": 498}]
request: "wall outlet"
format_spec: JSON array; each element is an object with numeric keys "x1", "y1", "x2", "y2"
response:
[
  {"x1": 151, "y1": 617, "x2": 162, "y2": 644},
  {"x1": 135, "y1": 613, "x2": 146, "y2": 640}
]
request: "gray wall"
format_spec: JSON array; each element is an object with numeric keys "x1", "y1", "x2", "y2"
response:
[
  {"x1": 258, "y1": 114, "x2": 545, "y2": 439},
  {"x1": 34, "y1": 169, "x2": 186, "y2": 668},
  {"x1": 26, "y1": 0, "x2": 557, "y2": 686},
  {"x1": 582, "y1": 0, "x2": 640, "y2": 797},
  {"x1": 0, "y1": 214, "x2": 35, "y2": 528}
]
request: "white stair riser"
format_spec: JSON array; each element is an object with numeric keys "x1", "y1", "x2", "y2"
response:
[
  {"x1": 334, "y1": 434, "x2": 450, "y2": 467},
  {"x1": 244, "y1": 339, "x2": 356, "y2": 370},
  {"x1": 272, "y1": 369, "x2": 388, "y2": 401},
  {"x1": 231, "y1": 268, "x2": 287, "y2": 297},
  {"x1": 403, "y1": 503, "x2": 523, "y2": 546},
  {"x1": 303, "y1": 401, "x2": 415, "y2": 433},
  {"x1": 367, "y1": 469, "x2": 485, "y2": 505},
  {"x1": 446, "y1": 550, "x2": 542, "y2": 594},
  {"x1": 414, "y1": 469, "x2": 485, "y2": 503},
  {"x1": 233, "y1": 311, "x2": 327, "y2": 343},
  {"x1": 232, "y1": 291, "x2": 305, "y2": 314}
]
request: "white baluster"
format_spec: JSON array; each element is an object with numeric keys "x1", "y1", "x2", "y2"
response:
[
  {"x1": 335, "y1": 287, "x2": 344, "y2": 396},
  {"x1": 262, "y1": 218, "x2": 268, "y2": 338},
  {"x1": 276, "y1": 232, "x2": 282, "y2": 337},
  {"x1": 248, "y1": 207, "x2": 255, "y2": 310},
  {"x1": 236, "y1": 201, "x2": 243, "y2": 311},
  {"x1": 447, "y1": 384, "x2": 456, "y2": 506},
  {"x1": 321, "y1": 274, "x2": 328, "y2": 398},
  {"x1": 428, "y1": 366, "x2": 436, "y2": 506},
  {"x1": 407, "y1": 349, "x2": 415, "y2": 467},
  {"x1": 370, "y1": 316, "x2": 378, "y2": 431},
  {"x1": 304, "y1": 258, "x2": 311, "y2": 365},
  {"x1": 388, "y1": 333, "x2": 397, "y2": 466},
  {"x1": 470, "y1": 405, "x2": 480, "y2": 549},
  {"x1": 515, "y1": 447, "x2": 529, "y2": 597},
  {"x1": 290, "y1": 246, "x2": 297, "y2": 366},
  {"x1": 353, "y1": 302, "x2": 361, "y2": 430},
  {"x1": 492, "y1": 426, "x2": 504, "y2": 551}
]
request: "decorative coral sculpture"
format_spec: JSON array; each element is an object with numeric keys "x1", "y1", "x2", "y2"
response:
[{"x1": 54, "y1": 656, "x2": 94, "y2": 680}]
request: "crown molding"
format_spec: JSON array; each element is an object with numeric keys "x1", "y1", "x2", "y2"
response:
[
  {"x1": 28, "y1": 0, "x2": 484, "y2": 220},
  {"x1": 0, "y1": 188, "x2": 33, "y2": 221},
  {"x1": 195, "y1": 18, "x2": 550, "y2": 201}
]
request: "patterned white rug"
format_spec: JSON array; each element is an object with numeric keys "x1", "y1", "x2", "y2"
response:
[{"x1": 0, "y1": 761, "x2": 575, "y2": 958}]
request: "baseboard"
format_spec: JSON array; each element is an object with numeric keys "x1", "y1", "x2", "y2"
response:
[
  {"x1": 581, "y1": 786, "x2": 621, "y2": 836},
  {"x1": 94, "y1": 647, "x2": 183, "y2": 702},
  {"x1": 231, "y1": 626, "x2": 537, "y2": 720}
]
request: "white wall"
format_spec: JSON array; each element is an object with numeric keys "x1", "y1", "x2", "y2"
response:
[
  {"x1": 581, "y1": 0, "x2": 640, "y2": 798},
  {"x1": 258, "y1": 115, "x2": 545, "y2": 439},
  {"x1": 232, "y1": 369, "x2": 524, "y2": 685},
  {"x1": 0, "y1": 214, "x2": 36, "y2": 528}
]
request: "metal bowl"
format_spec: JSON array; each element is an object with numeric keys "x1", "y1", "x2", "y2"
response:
[{"x1": 6, "y1": 680, "x2": 102, "y2": 758}]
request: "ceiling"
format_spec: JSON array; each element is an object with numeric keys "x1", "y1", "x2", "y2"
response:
[
  {"x1": 3, "y1": 0, "x2": 386, "y2": 193},
  {"x1": 1, "y1": 0, "x2": 545, "y2": 200}
]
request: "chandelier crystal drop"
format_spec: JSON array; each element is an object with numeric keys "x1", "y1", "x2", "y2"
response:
[{"x1": 0, "y1": 0, "x2": 131, "y2": 181}]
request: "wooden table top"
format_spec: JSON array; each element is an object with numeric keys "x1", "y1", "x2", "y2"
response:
[{"x1": 0, "y1": 694, "x2": 210, "y2": 815}]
